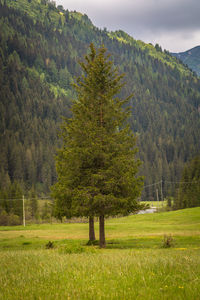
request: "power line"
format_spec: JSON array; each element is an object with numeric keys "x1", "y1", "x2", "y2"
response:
[
  {"x1": 165, "y1": 180, "x2": 200, "y2": 184},
  {"x1": 0, "y1": 179, "x2": 199, "y2": 201},
  {"x1": 0, "y1": 197, "x2": 52, "y2": 201},
  {"x1": 143, "y1": 181, "x2": 162, "y2": 189},
  {"x1": 143, "y1": 179, "x2": 200, "y2": 189}
]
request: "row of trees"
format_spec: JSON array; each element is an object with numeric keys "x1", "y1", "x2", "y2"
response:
[
  {"x1": 174, "y1": 156, "x2": 200, "y2": 209},
  {"x1": 0, "y1": 182, "x2": 53, "y2": 225},
  {"x1": 1, "y1": 150, "x2": 198, "y2": 228}
]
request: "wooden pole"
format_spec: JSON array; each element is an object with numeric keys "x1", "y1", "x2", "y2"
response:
[
  {"x1": 156, "y1": 188, "x2": 159, "y2": 208},
  {"x1": 23, "y1": 195, "x2": 25, "y2": 227},
  {"x1": 161, "y1": 180, "x2": 164, "y2": 207}
]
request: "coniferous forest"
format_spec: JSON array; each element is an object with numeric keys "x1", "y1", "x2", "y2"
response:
[{"x1": 0, "y1": 0, "x2": 200, "y2": 216}]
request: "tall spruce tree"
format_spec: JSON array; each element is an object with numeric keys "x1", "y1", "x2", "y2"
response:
[{"x1": 52, "y1": 44, "x2": 144, "y2": 247}]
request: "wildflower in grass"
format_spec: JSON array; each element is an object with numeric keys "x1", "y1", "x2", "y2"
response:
[{"x1": 175, "y1": 248, "x2": 187, "y2": 250}]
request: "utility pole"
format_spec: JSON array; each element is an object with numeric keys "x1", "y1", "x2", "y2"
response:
[
  {"x1": 160, "y1": 180, "x2": 164, "y2": 207},
  {"x1": 156, "y1": 188, "x2": 159, "y2": 208},
  {"x1": 23, "y1": 195, "x2": 25, "y2": 227}
]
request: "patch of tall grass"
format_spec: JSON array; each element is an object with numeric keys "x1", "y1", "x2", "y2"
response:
[
  {"x1": 0, "y1": 248, "x2": 199, "y2": 299},
  {"x1": 0, "y1": 207, "x2": 200, "y2": 299}
]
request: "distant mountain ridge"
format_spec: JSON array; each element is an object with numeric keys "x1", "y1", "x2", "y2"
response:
[{"x1": 172, "y1": 46, "x2": 200, "y2": 76}]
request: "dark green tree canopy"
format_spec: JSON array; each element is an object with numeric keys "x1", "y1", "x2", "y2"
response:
[
  {"x1": 175, "y1": 156, "x2": 200, "y2": 209},
  {"x1": 52, "y1": 44, "x2": 143, "y2": 220}
]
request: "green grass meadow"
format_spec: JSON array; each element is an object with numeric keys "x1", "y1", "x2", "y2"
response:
[{"x1": 0, "y1": 207, "x2": 200, "y2": 299}]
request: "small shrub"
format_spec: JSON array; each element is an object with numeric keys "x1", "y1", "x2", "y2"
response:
[
  {"x1": 45, "y1": 241, "x2": 54, "y2": 249},
  {"x1": 0, "y1": 210, "x2": 8, "y2": 225},
  {"x1": 59, "y1": 244, "x2": 85, "y2": 254},
  {"x1": 8, "y1": 214, "x2": 21, "y2": 226},
  {"x1": 162, "y1": 234, "x2": 174, "y2": 248},
  {"x1": 22, "y1": 242, "x2": 31, "y2": 246},
  {"x1": 0, "y1": 211, "x2": 21, "y2": 226}
]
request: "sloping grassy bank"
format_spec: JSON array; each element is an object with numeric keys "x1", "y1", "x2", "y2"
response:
[{"x1": 0, "y1": 207, "x2": 199, "y2": 242}]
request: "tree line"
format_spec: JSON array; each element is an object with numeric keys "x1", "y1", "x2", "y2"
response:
[{"x1": 0, "y1": 180, "x2": 54, "y2": 225}]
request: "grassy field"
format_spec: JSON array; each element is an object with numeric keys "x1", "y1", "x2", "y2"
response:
[{"x1": 0, "y1": 207, "x2": 200, "y2": 299}]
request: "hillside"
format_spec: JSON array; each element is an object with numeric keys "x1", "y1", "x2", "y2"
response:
[
  {"x1": 172, "y1": 46, "x2": 200, "y2": 76},
  {"x1": 0, "y1": 0, "x2": 200, "y2": 200}
]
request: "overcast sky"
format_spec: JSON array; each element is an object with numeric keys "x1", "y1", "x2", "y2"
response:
[{"x1": 55, "y1": 0, "x2": 200, "y2": 52}]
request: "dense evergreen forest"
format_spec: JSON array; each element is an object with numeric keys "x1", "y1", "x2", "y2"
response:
[
  {"x1": 174, "y1": 156, "x2": 200, "y2": 209},
  {"x1": 0, "y1": 0, "x2": 200, "y2": 206}
]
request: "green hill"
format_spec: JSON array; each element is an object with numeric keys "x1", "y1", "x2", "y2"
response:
[
  {"x1": 172, "y1": 46, "x2": 200, "y2": 76},
  {"x1": 0, "y1": 0, "x2": 200, "y2": 200},
  {"x1": 0, "y1": 207, "x2": 200, "y2": 258}
]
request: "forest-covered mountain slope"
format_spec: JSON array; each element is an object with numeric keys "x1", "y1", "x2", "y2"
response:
[
  {"x1": 0, "y1": 0, "x2": 200, "y2": 200},
  {"x1": 172, "y1": 46, "x2": 200, "y2": 76}
]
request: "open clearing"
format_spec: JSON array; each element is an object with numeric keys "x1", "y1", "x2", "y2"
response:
[{"x1": 0, "y1": 207, "x2": 200, "y2": 299}]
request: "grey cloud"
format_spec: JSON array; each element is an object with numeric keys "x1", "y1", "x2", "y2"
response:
[
  {"x1": 58, "y1": 0, "x2": 200, "y2": 32},
  {"x1": 57, "y1": 0, "x2": 200, "y2": 51},
  {"x1": 92, "y1": 0, "x2": 200, "y2": 33}
]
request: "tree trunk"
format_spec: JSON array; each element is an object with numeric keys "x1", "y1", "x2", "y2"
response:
[
  {"x1": 89, "y1": 216, "x2": 96, "y2": 241},
  {"x1": 99, "y1": 215, "x2": 106, "y2": 248}
]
